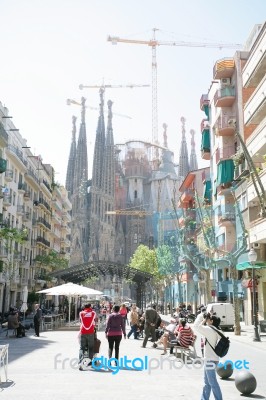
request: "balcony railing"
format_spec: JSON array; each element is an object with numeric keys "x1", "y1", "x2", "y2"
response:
[
  {"x1": 7, "y1": 145, "x2": 28, "y2": 168},
  {"x1": 214, "y1": 86, "x2": 235, "y2": 107},
  {"x1": 5, "y1": 169, "x2": 13, "y2": 182},
  {"x1": 39, "y1": 197, "x2": 51, "y2": 212},
  {"x1": 215, "y1": 115, "x2": 236, "y2": 136},
  {"x1": 25, "y1": 169, "x2": 39, "y2": 184},
  {"x1": 37, "y1": 217, "x2": 51, "y2": 230},
  {"x1": 36, "y1": 236, "x2": 50, "y2": 247},
  {"x1": 218, "y1": 212, "x2": 236, "y2": 225},
  {"x1": 215, "y1": 146, "x2": 235, "y2": 164}
]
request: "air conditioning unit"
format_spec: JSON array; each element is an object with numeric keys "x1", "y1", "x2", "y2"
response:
[
  {"x1": 228, "y1": 118, "x2": 236, "y2": 125},
  {"x1": 221, "y1": 78, "x2": 231, "y2": 86},
  {"x1": 253, "y1": 243, "x2": 261, "y2": 249}
]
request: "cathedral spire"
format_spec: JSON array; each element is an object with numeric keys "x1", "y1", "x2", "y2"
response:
[
  {"x1": 163, "y1": 123, "x2": 168, "y2": 148},
  {"x1": 102, "y1": 99, "x2": 115, "y2": 197},
  {"x1": 65, "y1": 115, "x2": 77, "y2": 197},
  {"x1": 178, "y1": 116, "x2": 190, "y2": 181},
  {"x1": 73, "y1": 97, "x2": 88, "y2": 191},
  {"x1": 189, "y1": 129, "x2": 198, "y2": 171},
  {"x1": 92, "y1": 88, "x2": 105, "y2": 189}
]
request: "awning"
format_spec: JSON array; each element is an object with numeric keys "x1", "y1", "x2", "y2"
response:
[
  {"x1": 203, "y1": 104, "x2": 209, "y2": 119},
  {"x1": 236, "y1": 261, "x2": 266, "y2": 271},
  {"x1": 204, "y1": 180, "x2": 212, "y2": 201},
  {"x1": 201, "y1": 129, "x2": 210, "y2": 151},
  {"x1": 217, "y1": 159, "x2": 234, "y2": 185}
]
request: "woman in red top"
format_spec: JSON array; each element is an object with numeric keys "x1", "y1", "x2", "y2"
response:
[
  {"x1": 119, "y1": 304, "x2": 128, "y2": 329},
  {"x1": 105, "y1": 305, "x2": 126, "y2": 360}
]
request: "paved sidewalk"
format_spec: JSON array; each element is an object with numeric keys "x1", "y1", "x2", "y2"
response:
[{"x1": 0, "y1": 325, "x2": 265, "y2": 399}]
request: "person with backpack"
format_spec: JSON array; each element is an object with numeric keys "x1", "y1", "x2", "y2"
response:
[{"x1": 194, "y1": 311, "x2": 224, "y2": 400}]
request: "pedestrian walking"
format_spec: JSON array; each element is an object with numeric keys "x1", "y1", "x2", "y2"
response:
[
  {"x1": 194, "y1": 311, "x2": 223, "y2": 400},
  {"x1": 105, "y1": 305, "x2": 126, "y2": 361},
  {"x1": 119, "y1": 303, "x2": 128, "y2": 329},
  {"x1": 142, "y1": 304, "x2": 158, "y2": 348},
  {"x1": 127, "y1": 304, "x2": 139, "y2": 339},
  {"x1": 79, "y1": 303, "x2": 97, "y2": 367},
  {"x1": 33, "y1": 304, "x2": 42, "y2": 337}
]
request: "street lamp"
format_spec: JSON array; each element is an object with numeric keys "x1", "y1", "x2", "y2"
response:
[{"x1": 248, "y1": 248, "x2": 261, "y2": 342}]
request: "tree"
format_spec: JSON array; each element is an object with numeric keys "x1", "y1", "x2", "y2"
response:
[
  {"x1": 0, "y1": 227, "x2": 28, "y2": 313},
  {"x1": 34, "y1": 250, "x2": 69, "y2": 281}
]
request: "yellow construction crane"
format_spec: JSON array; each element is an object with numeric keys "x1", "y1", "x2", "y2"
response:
[{"x1": 107, "y1": 28, "x2": 242, "y2": 154}]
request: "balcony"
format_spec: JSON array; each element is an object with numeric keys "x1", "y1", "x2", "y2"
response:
[
  {"x1": 215, "y1": 114, "x2": 236, "y2": 136},
  {"x1": 249, "y1": 218, "x2": 266, "y2": 244},
  {"x1": 0, "y1": 158, "x2": 7, "y2": 174},
  {"x1": 38, "y1": 197, "x2": 51, "y2": 212},
  {"x1": 51, "y1": 211, "x2": 62, "y2": 225},
  {"x1": 37, "y1": 217, "x2": 51, "y2": 230},
  {"x1": 200, "y1": 94, "x2": 210, "y2": 119},
  {"x1": 18, "y1": 182, "x2": 26, "y2": 193},
  {"x1": 25, "y1": 169, "x2": 39, "y2": 186},
  {"x1": 17, "y1": 205, "x2": 25, "y2": 216},
  {"x1": 246, "y1": 115, "x2": 266, "y2": 158},
  {"x1": 41, "y1": 179, "x2": 52, "y2": 193},
  {"x1": 201, "y1": 129, "x2": 210, "y2": 160},
  {"x1": 247, "y1": 168, "x2": 266, "y2": 203},
  {"x1": 244, "y1": 76, "x2": 266, "y2": 125},
  {"x1": 213, "y1": 58, "x2": 235, "y2": 79},
  {"x1": 22, "y1": 212, "x2": 31, "y2": 222},
  {"x1": 218, "y1": 212, "x2": 236, "y2": 226},
  {"x1": 0, "y1": 122, "x2": 9, "y2": 147},
  {"x1": 5, "y1": 169, "x2": 13, "y2": 182},
  {"x1": 36, "y1": 236, "x2": 50, "y2": 248},
  {"x1": 3, "y1": 194, "x2": 12, "y2": 207},
  {"x1": 242, "y1": 29, "x2": 266, "y2": 87},
  {"x1": 216, "y1": 159, "x2": 235, "y2": 195},
  {"x1": 214, "y1": 86, "x2": 235, "y2": 107},
  {"x1": 234, "y1": 159, "x2": 250, "y2": 180},
  {"x1": 23, "y1": 191, "x2": 31, "y2": 201},
  {"x1": 6, "y1": 145, "x2": 28, "y2": 170},
  {"x1": 215, "y1": 146, "x2": 235, "y2": 164},
  {"x1": 0, "y1": 246, "x2": 8, "y2": 260},
  {"x1": 180, "y1": 189, "x2": 195, "y2": 204}
]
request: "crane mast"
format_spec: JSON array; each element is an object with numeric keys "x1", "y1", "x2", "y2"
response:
[{"x1": 108, "y1": 29, "x2": 242, "y2": 159}]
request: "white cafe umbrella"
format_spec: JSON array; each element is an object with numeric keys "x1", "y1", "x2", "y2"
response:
[
  {"x1": 37, "y1": 283, "x2": 103, "y2": 325},
  {"x1": 20, "y1": 286, "x2": 28, "y2": 321}
]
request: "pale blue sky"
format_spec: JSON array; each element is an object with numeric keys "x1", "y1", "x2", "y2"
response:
[{"x1": 0, "y1": 0, "x2": 265, "y2": 184}]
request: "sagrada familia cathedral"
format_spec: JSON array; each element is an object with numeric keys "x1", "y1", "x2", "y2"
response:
[{"x1": 65, "y1": 90, "x2": 198, "y2": 286}]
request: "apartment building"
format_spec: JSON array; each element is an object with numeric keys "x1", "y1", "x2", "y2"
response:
[
  {"x1": 200, "y1": 22, "x2": 266, "y2": 323},
  {"x1": 0, "y1": 102, "x2": 71, "y2": 313}
]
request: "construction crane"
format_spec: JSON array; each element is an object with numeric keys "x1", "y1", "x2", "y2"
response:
[
  {"x1": 66, "y1": 98, "x2": 132, "y2": 119},
  {"x1": 106, "y1": 209, "x2": 153, "y2": 217},
  {"x1": 79, "y1": 83, "x2": 150, "y2": 90},
  {"x1": 107, "y1": 28, "x2": 242, "y2": 155}
]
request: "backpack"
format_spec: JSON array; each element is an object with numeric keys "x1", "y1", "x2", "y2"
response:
[{"x1": 207, "y1": 326, "x2": 230, "y2": 357}]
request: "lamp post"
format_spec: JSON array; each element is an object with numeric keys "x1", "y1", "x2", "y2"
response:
[
  {"x1": 248, "y1": 248, "x2": 261, "y2": 342},
  {"x1": 193, "y1": 273, "x2": 199, "y2": 314}
]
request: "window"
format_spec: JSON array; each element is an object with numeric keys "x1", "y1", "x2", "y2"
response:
[
  {"x1": 134, "y1": 190, "x2": 137, "y2": 199},
  {"x1": 133, "y1": 233, "x2": 138, "y2": 244}
]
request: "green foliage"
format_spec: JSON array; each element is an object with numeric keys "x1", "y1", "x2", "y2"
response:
[
  {"x1": 35, "y1": 250, "x2": 69, "y2": 271},
  {"x1": 128, "y1": 244, "x2": 158, "y2": 275},
  {"x1": 156, "y1": 244, "x2": 175, "y2": 276},
  {"x1": 0, "y1": 227, "x2": 28, "y2": 243}
]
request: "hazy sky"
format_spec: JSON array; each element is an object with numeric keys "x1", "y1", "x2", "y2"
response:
[{"x1": 0, "y1": 1, "x2": 265, "y2": 184}]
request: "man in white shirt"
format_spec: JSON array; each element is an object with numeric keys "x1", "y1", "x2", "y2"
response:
[{"x1": 194, "y1": 312, "x2": 223, "y2": 400}]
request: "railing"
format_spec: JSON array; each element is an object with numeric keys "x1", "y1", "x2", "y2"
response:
[
  {"x1": 215, "y1": 146, "x2": 235, "y2": 163},
  {"x1": 0, "y1": 121, "x2": 9, "y2": 142},
  {"x1": 38, "y1": 217, "x2": 51, "y2": 230},
  {"x1": 39, "y1": 197, "x2": 51, "y2": 212},
  {"x1": 18, "y1": 182, "x2": 26, "y2": 191},
  {"x1": 214, "y1": 86, "x2": 235, "y2": 104},
  {"x1": 7, "y1": 145, "x2": 28, "y2": 167},
  {"x1": 36, "y1": 236, "x2": 50, "y2": 247},
  {"x1": 5, "y1": 169, "x2": 13, "y2": 181},
  {"x1": 42, "y1": 179, "x2": 52, "y2": 193},
  {"x1": 26, "y1": 169, "x2": 39, "y2": 184}
]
